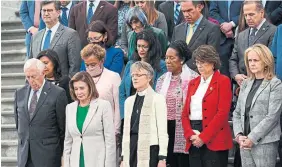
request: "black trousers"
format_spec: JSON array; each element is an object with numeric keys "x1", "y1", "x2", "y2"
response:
[
  {"x1": 189, "y1": 120, "x2": 229, "y2": 167},
  {"x1": 167, "y1": 120, "x2": 190, "y2": 167}
]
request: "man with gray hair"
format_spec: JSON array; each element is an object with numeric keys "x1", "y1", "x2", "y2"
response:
[
  {"x1": 14, "y1": 58, "x2": 68, "y2": 167},
  {"x1": 229, "y1": 0, "x2": 276, "y2": 86}
]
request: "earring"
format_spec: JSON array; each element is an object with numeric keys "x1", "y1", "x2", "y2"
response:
[{"x1": 181, "y1": 61, "x2": 184, "y2": 64}]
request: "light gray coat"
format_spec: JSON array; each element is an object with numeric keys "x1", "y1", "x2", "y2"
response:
[
  {"x1": 233, "y1": 77, "x2": 282, "y2": 145},
  {"x1": 63, "y1": 99, "x2": 116, "y2": 167},
  {"x1": 29, "y1": 24, "x2": 81, "y2": 78},
  {"x1": 229, "y1": 21, "x2": 277, "y2": 79}
]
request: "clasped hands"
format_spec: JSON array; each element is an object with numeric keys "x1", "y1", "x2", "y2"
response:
[
  {"x1": 190, "y1": 134, "x2": 204, "y2": 148},
  {"x1": 235, "y1": 135, "x2": 254, "y2": 149},
  {"x1": 220, "y1": 22, "x2": 234, "y2": 38}
]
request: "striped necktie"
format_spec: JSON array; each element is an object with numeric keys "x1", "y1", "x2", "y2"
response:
[
  {"x1": 87, "y1": 2, "x2": 94, "y2": 24},
  {"x1": 29, "y1": 90, "x2": 38, "y2": 118},
  {"x1": 61, "y1": 7, "x2": 68, "y2": 27},
  {"x1": 174, "y1": 3, "x2": 180, "y2": 25},
  {"x1": 186, "y1": 24, "x2": 195, "y2": 44}
]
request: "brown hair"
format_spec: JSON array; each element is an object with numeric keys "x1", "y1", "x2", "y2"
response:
[
  {"x1": 244, "y1": 44, "x2": 275, "y2": 80},
  {"x1": 80, "y1": 44, "x2": 106, "y2": 61},
  {"x1": 69, "y1": 71, "x2": 99, "y2": 101},
  {"x1": 143, "y1": 1, "x2": 159, "y2": 26},
  {"x1": 192, "y1": 45, "x2": 221, "y2": 71}
]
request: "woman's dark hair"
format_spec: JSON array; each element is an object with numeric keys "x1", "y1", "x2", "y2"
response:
[
  {"x1": 132, "y1": 29, "x2": 162, "y2": 72},
  {"x1": 36, "y1": 49, "x2": 62, "y2": 80},
  {"x1": 87, "y1": 20, "x2": 113, "y2": 48},
  {"x1": 192, "y1": 45, "x2": 221, "y2": 71},
  {"x1": 168, "y1": 40, "x2": 192, "y2": 64}
]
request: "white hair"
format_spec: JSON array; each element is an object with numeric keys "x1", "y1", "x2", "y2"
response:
[{"x1": 24, "y1": 58, "x2": 46, "y2": 74}]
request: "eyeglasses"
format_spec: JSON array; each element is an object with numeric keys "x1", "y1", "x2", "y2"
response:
[
  {"x1": 137, "y1": 44, "x2": 149, "y2": 50},
  {"x1": 87, "y1": 35, "x2": 103, "y2": 43},
  {"x1": 41, "y1": 9, "x2": 55, "y2": 13},
  {"x1": 195, "y1": 60, "x2": 207, "y2": 66},
  {"x1": 85, "y1": 63, "x2": 98, "y2": 68},
  {"x1": 131, "y1": 73, "x2": 147, "y2": 78}
]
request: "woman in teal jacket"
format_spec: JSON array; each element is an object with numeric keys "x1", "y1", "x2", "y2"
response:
[{"x1": 119, "y1": 29, "x2": 167, "y2": 125}]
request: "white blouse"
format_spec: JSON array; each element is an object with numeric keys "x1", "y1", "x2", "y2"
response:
[{"x1": 190, "y1": 74, "x2": 213, "y2": 120}]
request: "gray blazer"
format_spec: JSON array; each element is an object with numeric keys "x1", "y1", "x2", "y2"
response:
[
  {"x1": 233, "y1": 77, "x2": 282, "y2": 145},
  {"x1": 29, "y1": 24, "x2": 81, "y2": 78},
  {"x1": 171, "y1": 17, "x2": 221, "y2": 72},
  {"x1": 14, "y1": 81, "x2": 68, "y2": 167},
  {"x1": 229, "y1": 21, "x2": 277, "y2": 79},
  {"x1": 64, "y1": 99, "x2": 116, "y2": 167}
]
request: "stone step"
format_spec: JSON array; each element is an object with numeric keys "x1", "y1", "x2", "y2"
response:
[
  {"x1": 1, "y1": 20, "x2": 23, "y2": 30},
  {"x1": 2, "y1": 110, "x2": 16, "y2": 125},
  {"x1": 1, "y1": 29, "x2": 26, "y2": 40},
  {"x1": 1, "y1": 98, "x2": 15, "y2": 113},
  {"x1": 1, "y1": 50, "x2": 26, "y2": 62},
  {"x1": 1, "y1": 73, "x2": 26, "y2": 86},
  {"x1": 1, "y1": 39, "x2": 26, "y2": 51},
  {"x1": 1, "y1": 61, "x2": 25, "y2": 74},
  {"x1": 1, "y1": 85, "x2": 23, "y2": 98},
  {"x1": 1, "y1": 157, "x2": 17, "y2": 167},
  {"x1": 1, "y1": 124, "x2": 17, "y2": 140},
  {"x1": 1, "y1": 140, "x2": 18, "y2": 157}
]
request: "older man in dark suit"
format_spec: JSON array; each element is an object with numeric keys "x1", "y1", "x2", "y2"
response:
[
  {"x1": 29, "y1": 1, "x2": 81, "y2": 78},
  {"x1": 229, "y1": 0, "x2": 276, "y2": 86},
  {"x1": 69, "y1": 0, "x2": 118, "y2": 47},
  {"x1": 264, "y1": 0, "x2": 282, "y2": 26},
  {"x1": 172, "y1": 0, "x2": 221, "y2": 72},
  {"x1": 158, "y1": 0, "x2": 184, "y2": 42},
  {"x1": 14, "y1": 58, "x2": 68, "y2": 167}
]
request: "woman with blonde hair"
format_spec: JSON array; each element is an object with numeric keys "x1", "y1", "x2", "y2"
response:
[{"x1": 233, "y1": 44, "x2": 282, "y2": 167}]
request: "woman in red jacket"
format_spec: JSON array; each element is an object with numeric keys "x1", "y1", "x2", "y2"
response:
[{"x1": 182, "y1": 45, "x2": 233, "y2": 167}]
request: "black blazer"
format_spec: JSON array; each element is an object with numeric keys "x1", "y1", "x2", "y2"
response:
[
  {"x1": 265, "y1": 1, "x2": 282, "y2": 26},
  {"x1": 158, "y1": 1, "x2": 184, "y2": 41},
  {"x1": 47, "y1": 75, "x2": 72, "y2": 103}
]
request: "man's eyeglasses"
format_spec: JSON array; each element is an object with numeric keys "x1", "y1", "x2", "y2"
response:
[{"x1": 41, "y1": 9, "x2": 55, "y2": 13}]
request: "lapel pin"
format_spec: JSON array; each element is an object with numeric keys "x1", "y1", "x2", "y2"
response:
[
  {"x1": 44, "y1": 92, "x2": 47, "y2": 95},
  {"x1": 210, "y1": 87, "x2": 213, "y2": 91}
]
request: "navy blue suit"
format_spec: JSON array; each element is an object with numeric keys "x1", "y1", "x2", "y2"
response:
[{"x1": 209, "y1": 0, "x2": 243, "y2": 78}]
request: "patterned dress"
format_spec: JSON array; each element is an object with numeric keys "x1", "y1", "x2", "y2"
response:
[{"x1": 156, "y1": 71, "x2": 198, "y2": 153}]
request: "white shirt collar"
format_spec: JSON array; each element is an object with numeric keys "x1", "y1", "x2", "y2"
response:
[
  {"x1": 253, "y1": 18, "x2": 266, "y2": 31},
  {"x1": 87, "y1": 0, "x2": 100, "y2": 9},
  {"x1": 200, "y1": 73, "x2": 213, "y2": 85},
  {"x1": 62, "y1": 1, "x2": 72, "y2": 10},
  {"x1": 46, "y1": 21, "x2": 60, "y2": 33},
  {"x1": 137, "y1": 86, "x2": 150, "y2": 96}
]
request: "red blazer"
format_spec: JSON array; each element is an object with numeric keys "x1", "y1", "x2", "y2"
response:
[
  {"x1": 69, "y1": 1, "x2": 118, "y2": 47},
  {"x1": 182, "y1": 71, "x2": 233, "y2": 151}
]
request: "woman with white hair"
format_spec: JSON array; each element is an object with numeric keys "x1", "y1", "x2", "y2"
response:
[{"x1": 120, "y1": 61, "x2": 168, "y2": 167}]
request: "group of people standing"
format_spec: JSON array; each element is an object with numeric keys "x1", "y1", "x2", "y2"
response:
[{"x1": 14, "y1": 0, "x2": 282, "y2": 167}]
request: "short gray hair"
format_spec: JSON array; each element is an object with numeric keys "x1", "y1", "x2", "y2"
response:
[
  {"x1": 130, "y1": 61, "x2": 154, "y2": 78},
  {"x1": 243, "y1": 0, "x2": 264, "y2": 12},
  {"x1": 24, "y1": 58, "x2": 46, "y2": 74}
]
